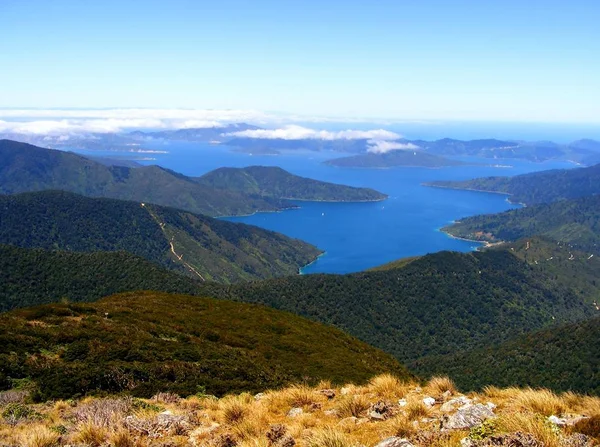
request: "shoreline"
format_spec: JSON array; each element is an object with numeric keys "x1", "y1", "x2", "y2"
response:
[
  {"x1": 283, "y1": 196, "x2": 388, "y2": 203},
  {"x1": 216, "y1": 196, "x2": 388, "y2": 219},
  {"x1": 439, "y1": 227, "x2": 506, "y2": 251},
  {"x1": 299, "y1": 251, "x2": 327, "y2": 274},
  {"x1": 423, "y1": 183, "x2": 527, "y2": 207}
]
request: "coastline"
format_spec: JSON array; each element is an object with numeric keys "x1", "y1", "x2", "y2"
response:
[
  {"x1": 438, "y1": 226, "x2": 505, "y2": 251},
  {"x1": 282, "y1": 196, "x2": 388, "y2": 203},
  {"x1": 423, "y1": 183, "x2": 526, "y2": 207},
  {"x1": 299, "y1": 251, "x2": 327, "y2": 274}
]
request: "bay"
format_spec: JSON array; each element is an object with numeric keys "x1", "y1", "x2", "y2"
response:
[{"x1": 73, "y1": 142, "x2": 575, "y2": 274}]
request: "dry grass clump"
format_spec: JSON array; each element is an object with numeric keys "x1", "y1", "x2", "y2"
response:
[
  {"x1": 19, "y1": 425, "x2": 60, "y2": 447},
  {"x1": 336, "y1": 394, "x2": 371, "y2": 418},
  {"x1": 510, "y1": 388, "x2": 567, "y2": 416},
  {"x1": 109, "y1": 429, "x2": 139, "y2": 447},
  {"x1": 497, "y1": 412, "x2": 562, "y2": 447},
  {"x1": 425, "y1": 376, "x2": 457, "y2": 398},
  {"x1": 72, "y1": 420, "x2": 108, "y2": 446},
  {"x1": 220, "y1": 394, "x2": 253, "y2": 424},
  {"x1": 306, "y1": 427, "x2": 354, "y2": 447},
  {"x1": 368, "y1": 374, "x2": 411, "y2": 399},
  {"x1": 390, "y1": 414, "x2": 417, "y2": 438},
  {"x1": 286, "y1": 385, "x2": 321, "y2": 408},
  {"x1": 404, "y1": 398, "x2": 431, "y2": 420}
]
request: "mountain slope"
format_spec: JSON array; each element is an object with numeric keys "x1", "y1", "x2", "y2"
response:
[
  {"x1": 413, "y1": 316, "x2": 600, "y2": 394},
  {"x1": 0, "y1": 191, "x2": 321, "y2": 283},
  {"x1": 200, "y1": 249, "x2": 594, "y2": 363},
  {"x1": 442, "y1": 195, "x2": 600, "y2": 254},
  {"x1": 426, "y1": 163, "x2": 600, "y2": 205},
  {"x1": 0, "y1": 291, "x2": 411, "y2": 400},
  {"x1": 196, "y1": 166, "x2": 386, "y2": 201},
  {"x1": 0, "y1": 244, "x2": 205, "y2": 312},
  {"x1": 0, "y1": 139, "x2": 287, "y2": 216},
  {"x1": 324, "y1": 150, "x2": 468, "y2": 168}
]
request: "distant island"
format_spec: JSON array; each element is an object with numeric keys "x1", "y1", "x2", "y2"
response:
[{"x1": 324, "y1": 150, "x2": 472, "y2": 168}]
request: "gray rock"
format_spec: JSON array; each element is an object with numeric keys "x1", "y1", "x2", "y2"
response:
[
  {"x1": 440, "y1": 396, "x2": 472, "y2": 413},
  {"x1": 374, "y1": 437, "x2": 415, "y2": 447},
  {"x1": 287, "y1": 407, "x2": 303, "y2": 417},
  {"x1": 442, "y1": 404, "x2": 495, "y2": 430},
  {"x1": 368, "y1": 410, "x2": 386, "y2": 421},
  {"x1": 561, "y1": 433, "x2": 595, "y2": 447}
]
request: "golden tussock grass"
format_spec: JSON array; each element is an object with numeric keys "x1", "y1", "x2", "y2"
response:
[
  {"x1": 336, "y1": 394, "x2": 371, "y2": 418},
  {"x1": 425, "y1": 376, "x2": 457, "y2": 397},
  {"x1": 1, "y1": 375, "x2": 599, "y2": 447},
  {"x1": 19, "y1": 425, "x2": 60, "y2": 447},
  {"x1": 509, "y1": 388, "x2": 567, "y2": 416},
  {"x1": 404, "y1": 398, "x2": 431, "y2": 420},
  {"x1": 497, "y1": 412, "x2": 562, "y2": 447},
  {"x1": 306, "y1": 427, "x2": 355, "y2": 447},
  {"x1": 368, "y1": 374, "x2": 412, "y2": 399}
]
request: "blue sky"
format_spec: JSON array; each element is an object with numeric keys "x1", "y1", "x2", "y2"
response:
[{"x1": 1, "y1": 0, "x2": 599, "y2": 123}]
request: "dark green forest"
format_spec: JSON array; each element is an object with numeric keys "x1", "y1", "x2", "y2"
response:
[
  {"x1": 413, "y1": 316, "x2": 600, "y2": 395},
  {"x1": 427, "y1": 162, "x2": 600, "y2": 204},
  {"x1": 0, "y1": 190, "x2": 321, "y2": 283},
  {"x1": 443, "y1": 195, "x2": 600, "y2": 254},
  {"x1": 196, "y1": 165, "x2": 387, "y2": 201},
  {"x1": 200, "y1": 249, "x2": 594, "y2": 362},
  {"x1": 0, "y1": 245, "x2": 202, "y2": 311}
]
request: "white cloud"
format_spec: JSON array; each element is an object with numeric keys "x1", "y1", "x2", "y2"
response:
[
  {"x1": 224, "y1": 125, "x2": 401, "y2": 141},
  {"x1": 0, "y1": 108, "x2": 273, "y2": 135},
  {"x1": 0, "y1": 109, "x2": 410, "y2": 140},
  {"x1": 367, "y1": 141, "x2": 420, "y2": 153}
]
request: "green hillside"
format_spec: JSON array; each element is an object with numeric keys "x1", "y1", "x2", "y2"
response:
[
  {"x1": 0, "y1": 292, "x2": 411, "y2": 400},
  {"x1": 426, "y1": 163, "x2": 600, "y2": 204},
  {"x1": 0, "y1": 139, "x2": 386, "y2": 215},
  {"x1": 196, "y1": 165, "x2": 387, "y2": 201},
  {"x1": 0, "y1": 191, "x2": 320, "y2": 283},
  {"x1": 0, "y1": 139, "x2": 286, "y2": 217},
  {"x1": 413, "y1": 316, "x2": 600, "y2": 395},
  {"x1": 0, "y1": 245, "x2": 204, "y2": 312},
  {"x1": 200, "y1": 249, "x2": 594, "y2": 363},
  {"x1": 324, "y1": 150, "x2": 469, "y2": 168},
  {"x1": 442, "y1": 195, "x2": 600, "y2": 254}
]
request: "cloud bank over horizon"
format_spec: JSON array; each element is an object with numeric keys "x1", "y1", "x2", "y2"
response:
[
  {"x1": 0, "y1": 110, "x2": 414, "y2": 153},
  {"x1": 224, "y1": 125, "x2": 401, "y2": 141}
]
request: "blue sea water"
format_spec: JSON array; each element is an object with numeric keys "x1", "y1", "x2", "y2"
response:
[{"x1": 73, "y1": 142, "x2": 575, "y2": 274}]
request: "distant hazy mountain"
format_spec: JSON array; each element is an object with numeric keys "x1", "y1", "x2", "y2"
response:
[
  {"x1": 196, "y1": 165, "x2": 387, "y2": 201},
  {"x1": 324, "y1": 150, "x2": 471, "y2": 168},
  {"x1": 427, "y1": 163, "x2": 600, "y2": 205},
  {"x1": 226, "y1": 138, "x2": 371, "y2": 153},
  {"x1": 0, "y1": 139, "x2": 385, "y2": 216},
  {"x1": 0, "y1": 190, "x2": 321, "y2": 283},
  {"x1": 130, "y1": 123, "x2": 260, "y2": 142}
]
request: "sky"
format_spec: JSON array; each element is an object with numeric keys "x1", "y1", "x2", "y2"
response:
[{"x1": 1, "y1": 0, "x2": 599, "y2": 123}]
